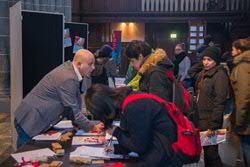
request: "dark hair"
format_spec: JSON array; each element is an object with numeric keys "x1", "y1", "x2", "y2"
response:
[
  {"x1": 204, "y1": 35, "x2": 213, "y2": 45},
  {"x1": 98, "y1": 44, "x2": 113, "y2": 58},
  {"x1": 232, "y1": 37, "x2": 250, "y2": 52},
  {"x1": 176, "y1": 43, "x2": 185, "y2": 50},
  {"x1": 85, "y1": 84, "x2": 132, "y2": 128},
  {"x1": 125, "y1": 40, "x2": 152, "y2": 59}
]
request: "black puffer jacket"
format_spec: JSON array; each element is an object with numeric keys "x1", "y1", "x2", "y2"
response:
[
  {"x1": 139, "y1": 58, "x2": 174, "y2": 102},
  {"x1": 113, "y1": 97, "x2": 182, "y2": 167},
  {"x1": 196, "y1": 65, "x2": 230, "y2": 130}
]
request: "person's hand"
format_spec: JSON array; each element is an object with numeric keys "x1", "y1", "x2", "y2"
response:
[
  {"x1": 104, "y1": 144, "x2": 114, "y2": 154},
  {"x1": 106, "y1": 125, "x2": 117, "y2": 136},
  {"x1": 92, "y1": 122, "x2": 104, "y2": 133},
  {"x1": 207, "y1": 129, "x2": 215, "y2": 137}
]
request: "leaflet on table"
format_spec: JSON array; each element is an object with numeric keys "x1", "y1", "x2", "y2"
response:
[
  {"x1": 105, "y1": 133, "x2": 118, "y2": 141},
  {"x1": 53, "y1": 120, "x2": 73, "y2": 129},
  {"x1": 114, "y1": 77, "x2": 126, "y2": 88},
  {"x1": 11, "y1": 148, "x2": 55, "y2": 163},
  {"x1": 32, "y1": 132, "x2": 62, "y2": 141},
  {"x1": 70, "y1": 145, "x2": 124, "y2": 159},
  {"x1": 200, "y1": 129, "x2": 227, "y2": 146},
  {"x1": 112, "y1": 121, "x2": 120, "y2": 127},
  {"x1": 72, "y1": 136, "x2": 105, "y2": 145},
  {"x1": 75, "y1": 129, "x2": 104, "y2": 136}
]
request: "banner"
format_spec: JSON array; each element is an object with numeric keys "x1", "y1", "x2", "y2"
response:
[{"x1": 111, "y1": 31, "x2": 122, "y2": 65}]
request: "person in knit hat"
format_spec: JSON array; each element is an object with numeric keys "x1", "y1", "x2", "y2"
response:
[
  {"x1": 201, "y1": 46, "x2": 221, "y2": 65},
  {"x1": 98, "y1": 44, "x2": 113, "y2": 58},
  {"x1": 92, "y1": 44, "x2": 118, "y2": 85},
  {"x1": 195, "y1": 46, "x2": 230, "y2": 167}
]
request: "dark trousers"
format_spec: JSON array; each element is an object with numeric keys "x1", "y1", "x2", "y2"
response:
[
  {"x1": 203, "y1": 145, "x2": 223, "y2": 167},
  {"x1": 240, "y1": 135, "x2": 250, "y2": 167},
  {"x1": 14, "y1": 119, "x2": 31, "y2": 148}
]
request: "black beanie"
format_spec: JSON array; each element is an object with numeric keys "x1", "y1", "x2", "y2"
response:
[
  {"x1": 201, "y1": 46, "x2": 221, "y2": 64},
  {"x1": 98, "y1": 44, "x2": 113, "y2": 58}
]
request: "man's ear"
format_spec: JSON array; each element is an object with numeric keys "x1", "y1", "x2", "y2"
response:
[
  {"x1": 76, "y1": 61, "x2": 81, "y2": 68},
  {"x1": 237, "y1": 48, "x2": 242, "y2": 54},
  {"x1": 138, "y1": 54, "x2": 144, "y2": 61}
]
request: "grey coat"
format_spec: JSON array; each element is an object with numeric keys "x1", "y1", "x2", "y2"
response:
[{"x1": 14, "y1": 61, "x2": 95, "y2": 137}]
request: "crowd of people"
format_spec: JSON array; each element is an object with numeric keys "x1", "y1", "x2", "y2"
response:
[{"x1": 14, "y1": 36, "x2": 250, "y2": 167}]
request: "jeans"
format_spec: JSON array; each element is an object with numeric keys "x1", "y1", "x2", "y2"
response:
[
  {"x1": 14, "y1": 119, "x2": 31, "y2": 148},
  {"x1": 240, "y1": 135, "x2": 250, "y2": 167}
]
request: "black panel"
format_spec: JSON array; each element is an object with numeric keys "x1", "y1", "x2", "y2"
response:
[
  {"x1": 64, "y1": 22, "x2": 88, "y2": 61},
  {"x1": 22, "y1": 11, "x2": 63, "y2": 97}
]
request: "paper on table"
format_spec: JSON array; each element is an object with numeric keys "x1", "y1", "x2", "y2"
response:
[
  {"x1": 114, "y1": 77, "x2": 126, "y2": 88},
  {"x1": 11, "y1": 148, "x2": 55, "y2": 163},
  {"x1": 32, "y1": 132, "x2": 62, "y2": 141},
  {"x1": 112, "y1": 121, "x2": 120, "y2": 127},
  {"x1": 105, "y1": 133, "x2": 117, "y2": 141},
  {"x1": 54, "y1": 120, "x2": 73, "y2": 129},
  {"x1": 75, "y1": 129, "x2": 104, "y2": 136},
  {"x1": 72, "y1": 136, "x2": 104, "y2": 145},
  {"x1": 70, "y1": 146, "x2": 124, "y2": 159}
]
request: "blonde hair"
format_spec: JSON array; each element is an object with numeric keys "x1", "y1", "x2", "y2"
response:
[{"x1": 139, "y1": 48, "x2": 167, "y2": 74}]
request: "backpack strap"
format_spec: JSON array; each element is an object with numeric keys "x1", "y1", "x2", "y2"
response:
[
  {"x1": 165, "y1": 70, "x2": 175, "y2": 81},
  {"x1": 165, "y1": 70, "x2": 190, "y2": 113},
  {"x1": 121, "y1": 93, "x2": 185, "y2": 126},
  {"x1": 122, "y1": 93, "x2": 166, "y2": 113},
  {"x1": 182, "y1": 87, "x2": 189, "y2": 113}
]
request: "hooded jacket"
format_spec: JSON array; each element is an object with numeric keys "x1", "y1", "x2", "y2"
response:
[
  {"x1": 139, "y1": 49, "x2": 174, "y2": 101},
  {"x1": 230, "y1": 50, "x2": 250, "y2": 135},
  {"x1": 196, "y1": 65, "x2": 230, "y2": 130},
  {"x1": 113, "y1": 97, "x2": 182, "y2": 167},
  {"x1": 128, "y1": 49, "x2": 167, "y2": 90}
]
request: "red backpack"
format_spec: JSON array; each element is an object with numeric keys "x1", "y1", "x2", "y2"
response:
[
  {"x1": 122, "y1": 93, "x2": 202, "y2": 164},
  {"x1": 166, "y1": 70, "x2": 199, "y2": 127}
]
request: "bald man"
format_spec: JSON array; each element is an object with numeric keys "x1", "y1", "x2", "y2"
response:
[{"x1": 14, "y1": 49, "x2": 103, "y2": 148}]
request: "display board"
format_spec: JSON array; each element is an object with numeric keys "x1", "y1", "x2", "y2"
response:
[
  {"x1": 22, "y1": 11, "x2": 64, "y2": 97},
  {"x1": 64, "y1": 22, "x2": 88, "y2": 61}
]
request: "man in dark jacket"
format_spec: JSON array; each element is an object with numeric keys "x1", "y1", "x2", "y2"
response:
[
  {"x1": 125, "y1": 40, "x2": 174, "y2": 101},
  {"x1": 139, "y1": 56, "x2": 174, "y2": 102}
]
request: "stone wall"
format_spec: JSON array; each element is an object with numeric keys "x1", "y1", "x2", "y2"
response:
[
  {"x1": 0, "y1": 0, "x2": 10, "y2": 96},
  {"x1": 0, "y1": 0, "x2": 71, "y2": 97}
]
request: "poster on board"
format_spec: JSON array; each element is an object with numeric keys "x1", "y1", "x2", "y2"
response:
[
  {"x1": 73, "y1": 36, "x2": 85, "y2": 53},
  {"x1": 64, "y1": 28, "x2": 72, "y2": 48}
]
